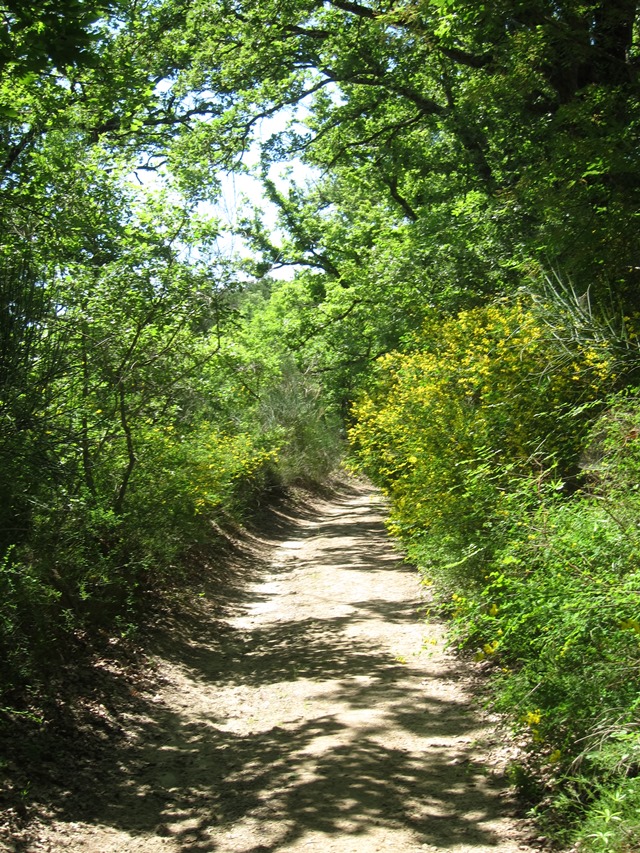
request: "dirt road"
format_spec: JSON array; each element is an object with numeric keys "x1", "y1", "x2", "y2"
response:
[{"x1": 22, "y1": 479, "x2": 538, "y2": 852}]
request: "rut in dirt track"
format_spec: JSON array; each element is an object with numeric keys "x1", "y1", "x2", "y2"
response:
[{"x1": 29, "y1": 478, "x2": 538, "y2": 853}]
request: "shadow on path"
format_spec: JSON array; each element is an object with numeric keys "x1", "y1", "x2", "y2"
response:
[{"x1": 13, "y1": 479, "x2": 528, "y2": 853}]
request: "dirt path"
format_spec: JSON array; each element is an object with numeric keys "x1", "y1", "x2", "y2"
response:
[{"x1": 20, "y1": 479, "x2": 539, "y2": 853}]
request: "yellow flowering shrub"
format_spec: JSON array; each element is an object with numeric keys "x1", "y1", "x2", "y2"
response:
[
  {"x1": 136, "y1": 422, "x2": 281, "y2": 520},
  {"x1": 350, "y1": 302, "x2": 640, "y2": 845},
  {"x1": 349, "y1": 299, "x2": 614, "y2": 573}
]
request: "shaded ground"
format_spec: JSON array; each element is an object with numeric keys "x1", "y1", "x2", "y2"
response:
[{"x1": 1, "y1": 478, "x2": 540, "y2": 852}]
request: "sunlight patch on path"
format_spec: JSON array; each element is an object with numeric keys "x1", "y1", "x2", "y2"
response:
[{"x1": 31, "y1": 480, "x2": 537, "y2": 853}]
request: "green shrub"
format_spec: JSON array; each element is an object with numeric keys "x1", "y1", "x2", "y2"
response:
[
  {"x1": 349, "y1": 298, "x2": 614, "y2": 583},
  {"x1": 0, "y1": 546, "x2": 62, "y2": 686},
  {"x1": 575, "y1": 775, "x2": 640, "y2": 852}
]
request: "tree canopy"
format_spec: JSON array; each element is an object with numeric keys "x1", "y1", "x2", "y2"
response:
[{"x1": 2, "y1": 3, "x2": 640, "y2": 848}]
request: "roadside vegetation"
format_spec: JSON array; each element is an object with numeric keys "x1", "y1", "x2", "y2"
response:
[
  {"x1": 2, "y1": 1, "x2": 640, "y2": 849},
  {"x1": 349, "y1": 297, "x2": 640, "y2": 851}
]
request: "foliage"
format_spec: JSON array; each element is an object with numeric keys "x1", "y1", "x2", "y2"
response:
[
  {"x1": 0, "y1": 111, "x2": 337, "y2": 696},
  {"x1": 228, "y1": 279, "x2": 346, "y2": 483},
  {"x1": 470, "y1": 479, "x2": 640, "y2": 851},
  {"x1": 1, "y1": 1, "x2": 640, "y2": 847},
  {"x1": 349, "y1": 298, "x2": 614, "y2": 580},
  {"x1": 146, "y1": 0, "x2": 640, "y2": 322},
  {"x1": 575, "y1": 776, "x2": 640, "y2": 852},
  {"x1": 0, "y1": 0, "x2": 113, "y2": 76}
]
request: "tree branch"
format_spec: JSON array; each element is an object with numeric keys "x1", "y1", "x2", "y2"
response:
[
  {"x1": 381, "y1": 174, "x2": 418, "y2": 221},
  {"x1": 329, "y1": 0, "x2": 378, "y2": 20}
]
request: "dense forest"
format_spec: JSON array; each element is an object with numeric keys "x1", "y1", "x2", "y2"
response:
[{"x1": 1, "y1": 0, "x2": 640, "y2": 848}]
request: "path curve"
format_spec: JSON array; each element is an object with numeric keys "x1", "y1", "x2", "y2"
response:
[{"x1": 32, "y1": 479, "x2": 538, "y2": 853}]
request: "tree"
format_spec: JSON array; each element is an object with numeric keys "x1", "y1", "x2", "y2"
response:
[
  {"x1": 0, "y1": 0, "x2": 114, "y2": 75},
  {"x1": 148, "y1": 1, "x2": 640, "y2": 315}
]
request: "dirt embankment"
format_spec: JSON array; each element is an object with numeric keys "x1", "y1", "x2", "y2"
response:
[{"x1": 3, "y1": 478, "x2": 541, "y2": 853}]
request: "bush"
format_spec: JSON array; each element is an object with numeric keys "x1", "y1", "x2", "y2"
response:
[
  {"x1": 0, "y1": 546, "x2": 62, "y2": 688},
  {"x1": 257, "y1": 358, "x2": 344, "y2": 486},
  {"x1": 348, "y1": 298, "x2": 613, "y2": 584}
]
